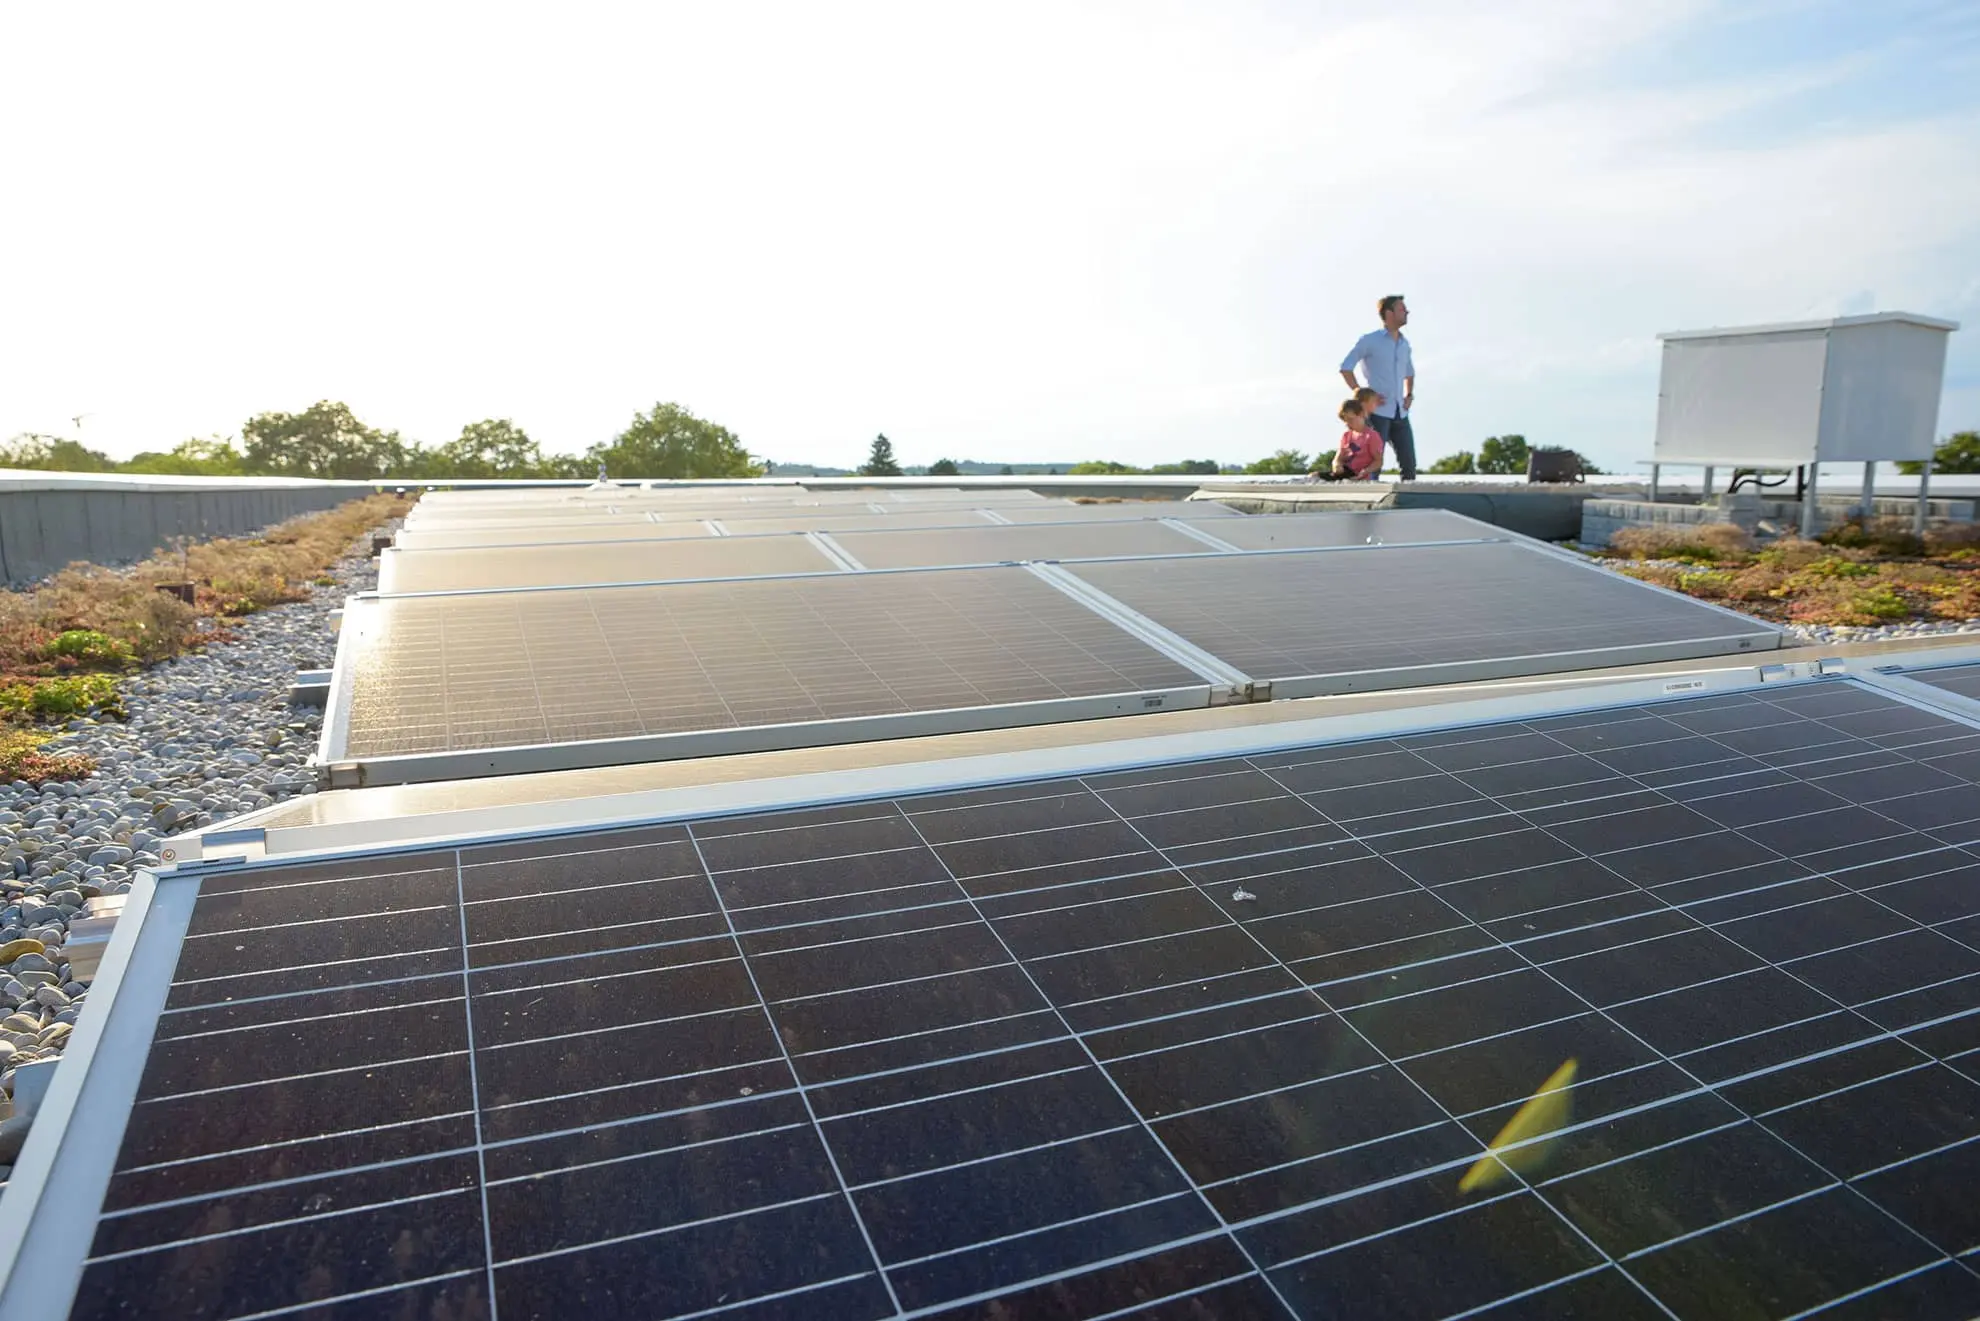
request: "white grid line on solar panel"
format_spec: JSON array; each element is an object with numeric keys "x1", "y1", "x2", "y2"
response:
[
  {"x1": 1235, "y1": 700, "x2": 1980, "y2": 1273},
  {"x1": 120, "y1": 972, "x2": 1966, "y2": 1192},
  {"x1": 880, "y1": 805, "x2": 1307, "y2": 1317},
  {"x1": 336, "y1": 567, "x2": 1205, "y2": 760},
  {"x1": 1059, "y1": 780, "x2": 1665, "y2": 1308},
  {"x1": 377, "y1": 536, "x2": 842, "y2": 594},
  {"x1": 91, "y1": 972, "x2": 1980, "y2": 1297},
  {"x1": 825, "y1": 520, "x2": 1216, "y2": 570},
  {"x1": 677, "y1": 823, "x2": 909, "y2": 1315},
  {"x1": 167, "y1": 709, "x2": 1980, "y2": 1003},
  {"x1": 146, "y1": 805, "x2": 1976, "y2": 1037},
  {"x1": 1062, "y1": 542, "x2": 1775, "y2": 684},
  {"x1": 96, "y1": 689, "x2": 1980, "y2": 1315}
]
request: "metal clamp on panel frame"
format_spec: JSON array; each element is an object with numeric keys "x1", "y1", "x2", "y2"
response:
[
  {"x1": 1157, "y1": 518, "x2": 1242, "y2": 552},
  {"x1": 1022, "y1": 561, "x2": 1263, "y2": 704},
  {"x1": 804, "y1": 531, "x2": 867, "y2": 572}
]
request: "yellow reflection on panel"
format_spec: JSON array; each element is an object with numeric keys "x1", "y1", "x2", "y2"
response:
[{"x1": 1458, "y1": 1058, "x2": 1579, "y2": 1195}]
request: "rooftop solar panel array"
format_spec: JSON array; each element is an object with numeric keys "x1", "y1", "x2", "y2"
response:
[
  {"x1": 41, "y1": 679, "x2": 1980, "y2": 1319},
  {"x1": 330, "y1": 567, "x2": 1213, "y2": 778}
]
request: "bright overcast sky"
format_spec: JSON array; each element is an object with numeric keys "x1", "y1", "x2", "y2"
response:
[{"x1": 3, "y1": 0, "x2": 1976, "y2": 473}]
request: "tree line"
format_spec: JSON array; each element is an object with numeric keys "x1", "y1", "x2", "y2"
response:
[
  {"x1": 3, "y1": 400, "x2": 1627, "y2": 484},
  {"x1": 0, "y1": 401, "x2": 760, "y2": 482}
]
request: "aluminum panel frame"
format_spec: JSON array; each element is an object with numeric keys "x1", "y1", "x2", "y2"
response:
[{"x1": 317, "y1": 684, "x2": 1218, "y2": 789}]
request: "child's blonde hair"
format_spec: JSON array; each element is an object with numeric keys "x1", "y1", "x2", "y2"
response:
[
  {"x1": 1338, "y1": 398, "x2": 1365, "y2": 424},
  {"x1": 1353, "y1": 386, "x2": 1382, "y2": 413}
]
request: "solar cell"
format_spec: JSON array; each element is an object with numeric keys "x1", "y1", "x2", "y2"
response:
[
  {"x1": 828, "y1": 519, "x2": 1213, "y2": 570},
  {"x1": 326, "y1": 567, "x2": 1214, "y2": 783},
  {"x1": 32, "y1": 680, "x2": 1980, "y2": 1319},
  {"x1": 1187, "y1": 508, "x2": 1500, "y2": 550},
  {"x1": 376, "y1": 535, "x2": 842, "y2": 594},
  {"x1": 1060, "y1": 542, "x2": 1781, "y2": 694}
]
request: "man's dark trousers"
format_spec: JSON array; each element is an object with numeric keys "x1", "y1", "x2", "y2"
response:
[{"x1": 1370, "y1": 413, "x2": 1416, "y2": 481}]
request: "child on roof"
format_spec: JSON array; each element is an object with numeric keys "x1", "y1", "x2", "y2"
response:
[{"x1": 1332, "y1": 396, "x2": 1385, "y2": 481}]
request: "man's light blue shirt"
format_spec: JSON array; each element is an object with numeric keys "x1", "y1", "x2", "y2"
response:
[{"x1": 1341, "y1": 330, "x2": 1413, "y2": 419}]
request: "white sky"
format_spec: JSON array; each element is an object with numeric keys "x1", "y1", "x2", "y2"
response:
[{"x1": 3, "y1": 0, "x2": 1976, "y2": 472}]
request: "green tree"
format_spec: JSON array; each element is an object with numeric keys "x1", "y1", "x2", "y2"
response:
[
  {"x1": 1070, "y1": 460, "x2": 1138, "y2": 474},
  {"x1": 1477, "y1": 435, "x2": 1531, "y2": 475},
  {"x1": 999, "y1": 465, "x2": 1014, "y2": 475},
  {"x1": 1898, "y1": 431, "x2": 1980, "y2": 475},
  {"x1": 120, "y1": 436, "x2": 247, "y2": 476},
  {"x1": 1150, "y1": 459, "x2": 1220, "y2": 475},
  {"x1": 860, "y1": 434, "x2": 902, "y2": 477},
  {"x1": 1244, "y1": 449, "x2": 1310, "y2": 475},
  {"x1": 0, "y1": 435, "x2": 117, "y2": 471},
  {"x1": 1426, "y1": 450, "x2": 1478, "y2": 475},
  {"x1": 587, "y1": 402, "x2": 760, "y2": 480},
  {"x1": 927, "y1": 457, "x2": 960, "y2": 476},
  {"x1": 430, "y1": 419, "x2": 547, "y2": 478},
  {"x1": 241, "y1": 401, "x2": 408, "y2": 479}
]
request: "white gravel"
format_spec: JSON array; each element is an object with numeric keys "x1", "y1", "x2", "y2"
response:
[{"x1": 0, "y1": 535, "x2": 380, "y2": 1114}]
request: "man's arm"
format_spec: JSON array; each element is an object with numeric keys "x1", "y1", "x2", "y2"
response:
[
  {"x1": 1339, "y1": 333, "x2": 1367, "y2": 391},
  {"x1": 1403, "y1": 373, "x2": 1415, "y2": 412}
]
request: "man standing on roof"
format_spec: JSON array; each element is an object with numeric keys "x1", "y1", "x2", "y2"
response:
[{"x1": 1340, "y1": 295, "x2": 1416, "y2": 482}]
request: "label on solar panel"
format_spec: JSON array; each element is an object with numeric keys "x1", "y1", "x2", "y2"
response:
[{"x1": 23, "y1": 679, "x2": 1980, "y2": 1318}]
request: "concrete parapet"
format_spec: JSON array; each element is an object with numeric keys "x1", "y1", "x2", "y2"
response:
[{"x1": 0, "y1": 485, "x2": 357, "y2": 585}]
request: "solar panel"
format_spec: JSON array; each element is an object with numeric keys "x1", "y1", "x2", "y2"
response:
[
  {"x1": 996, "y1": 502, "x2": 1238, "y2": 522},
  {"x1": 828, "y1": 519, "x2": 1214, "y2": 570},
  {"x1": 325, "y1": 567, "x2": 1215, "y2": 784},
  {"x1": 1186, "y1": 509, "x2": 1501, "y2": 550},
  {"x1": 29, "y1": 679, "x2": 1980, "y2": 1319},
  {"x1": 376, "y1": 534, "x2": 842, "y2": 594},
  {"x1": 1060, "y1": 542, "x2": 1781, "y2": 695}
]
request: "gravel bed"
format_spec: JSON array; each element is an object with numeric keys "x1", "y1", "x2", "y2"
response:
[{"x1": 0, "y1": 538, "x2": 378, "y2": 1124}]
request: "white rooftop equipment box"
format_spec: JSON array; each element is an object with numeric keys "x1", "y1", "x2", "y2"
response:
[{"x1": 1651, "y1": 311, "x2": 1958, "y2": 533}]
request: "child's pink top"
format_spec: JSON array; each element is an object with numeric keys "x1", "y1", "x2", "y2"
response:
[{"x1": 1337, "y1": 428, "x2": 1384, "y2": 479}]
